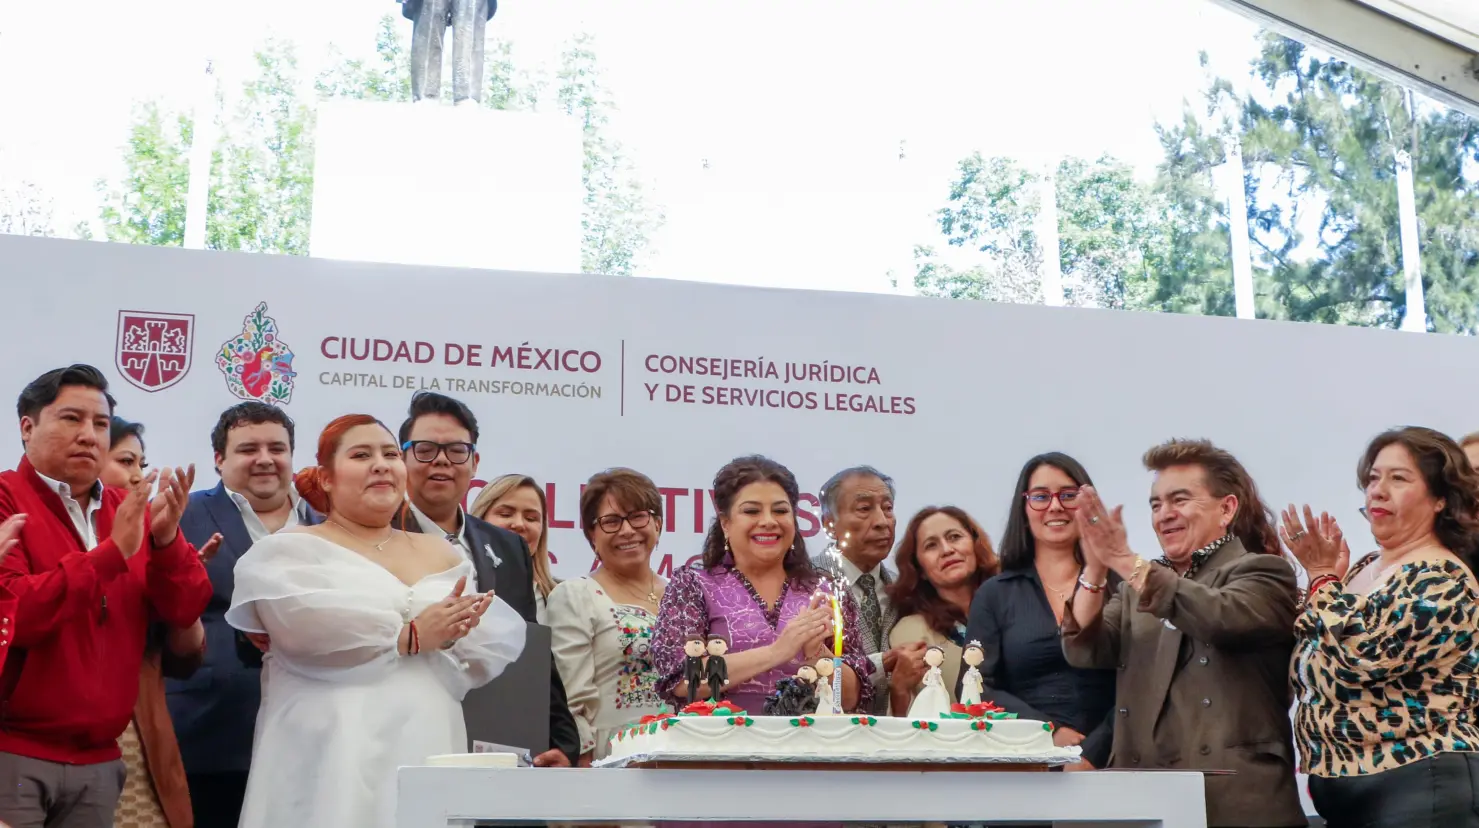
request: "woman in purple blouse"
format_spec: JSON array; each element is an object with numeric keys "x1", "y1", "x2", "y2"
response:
[{"x1": 652, "y1": 455, "x2": 873, "y2": 714}]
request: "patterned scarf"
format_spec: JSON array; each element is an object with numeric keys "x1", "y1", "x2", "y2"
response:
[{"x1": 1156, "y1": 533, "x2": 1232, "y2": 579}]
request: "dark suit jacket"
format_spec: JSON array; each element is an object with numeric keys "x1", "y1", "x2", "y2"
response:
[
  {"x1": 166, "y1": 483, "x2": 321, "y2": 776},
  {"x1": 399, "y1": 509, "x2": 580, "y2": 763},
  {"x1": 963, "y1": 568, "x2": 1117, "y2": 769},
  {"x1": 400, "y1": 0, "x2": 498, "y2": 22},
  {"x1": 1061, "y1": 539, "x2": 1304, "y2": 828}
]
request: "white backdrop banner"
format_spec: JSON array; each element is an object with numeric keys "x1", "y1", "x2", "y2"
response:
[{"x1": 3, "y1": 234, "x2": 1478, "y2": 582}]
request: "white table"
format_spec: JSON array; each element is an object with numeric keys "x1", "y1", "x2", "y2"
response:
[{"x1": 397, "y1": 767, "x2": 1209, "y2": 827}]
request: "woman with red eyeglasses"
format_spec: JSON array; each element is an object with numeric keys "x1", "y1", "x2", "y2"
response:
[{"x1": 963, "y1": 452, "x2": 1117, "y2": 772}]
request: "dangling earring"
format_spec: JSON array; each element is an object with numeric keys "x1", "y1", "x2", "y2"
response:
[{"x1": 724, "y1": 536, "x2": 731, "y2": 556}]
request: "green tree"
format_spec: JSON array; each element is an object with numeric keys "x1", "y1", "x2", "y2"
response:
[
  {"x1": 914, "y1": 153, "x2": 1166, "y2": 309},
  {"x1": 0, "y1": 177, "x2": 58, "y2": 237},
  {"x1": 97, "y1": 43, "x2": 315, "y2": 254},
  {"x1": 96, "y1": 102, "x2": 193, "y2": 246},
  {"x1": 316, "y1": 16, "x2": 412, "y2": 103},
  {"x1": 100, "y1": 19, "x2": 659, "y2": 275},
  {"x1": 1234, "y1": 35, "x2": 1479, "y2": 332},
  {"x1": 209, "y1": 40, "x2": 316, "y2": 255},
  {"x1": 553, "y1": 34, "x2": 662, "y2": 276}
]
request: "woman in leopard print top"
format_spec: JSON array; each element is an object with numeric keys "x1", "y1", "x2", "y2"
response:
[{"x1": 1284, "y1": 426, "x2": 1479, "y2": 828}]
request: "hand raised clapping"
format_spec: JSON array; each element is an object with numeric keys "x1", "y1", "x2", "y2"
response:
[
  {"x1": 774, "y1": 592, "x2": 831, "y2": 663},
  {"x1": 415, "y1": 575, "x2": 493, "y2": 651},
  {"x1": 1073, "y1": 486, "x2": 1135, "y2": 578},
  {"x1": 1279, "y1": 505, "x2": 1349, "y2": 581},
  {"x1": 0, "y1": 515, "x2": 25, "y2": 564}
]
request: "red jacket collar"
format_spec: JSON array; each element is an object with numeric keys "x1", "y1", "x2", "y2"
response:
[{"x1": 16, "y1": 455, "x2": 105, "y2": 547}]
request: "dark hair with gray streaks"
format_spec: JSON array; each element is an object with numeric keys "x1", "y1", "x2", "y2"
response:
[{"x1": 819, "y1": 466, "x2": 896, "y2": 527}]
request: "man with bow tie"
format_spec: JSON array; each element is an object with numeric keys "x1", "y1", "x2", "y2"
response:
[{"x1": 396, "y1": 391, "x2": 578, "y2": 768}]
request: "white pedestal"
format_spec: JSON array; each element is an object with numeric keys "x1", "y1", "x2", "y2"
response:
[
  {"x1": 396, "y1": 767, "x2": 1210, "y2": 827},
  {"x1": 309, "y1": 100, "x2": 583, "y2": 274}
]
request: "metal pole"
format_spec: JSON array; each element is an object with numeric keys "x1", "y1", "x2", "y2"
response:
[
  {"x1": 183, "y1": 60, "x2": 217, "y2": 250},
  {"x1": 1223, "y1": 137, "x2": 1257, "y2": 319},
  {"x1": 1037, "y1": 164, "x2": 1065, "y2": 307},
  {"x1": 1394, "y1": 148, "x2": 1427, "y2": 331}
]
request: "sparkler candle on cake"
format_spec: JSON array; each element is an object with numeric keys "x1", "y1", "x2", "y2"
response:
[
  {"x1": 826, "y1": 594, "x2": 844, "y2": 714},
  {"x1": 812, "y1": 524, "x2": 851, "y2": 716}
]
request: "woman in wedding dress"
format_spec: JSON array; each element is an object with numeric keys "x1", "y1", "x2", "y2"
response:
[{"x1": 226, "y1": 414, "x2": 526, "y2": 828}]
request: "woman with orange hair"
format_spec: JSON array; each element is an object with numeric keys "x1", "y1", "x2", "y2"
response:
[
  {"x1": 885, "y1": 505, "x2": 1000, "y2": 716},
  {"x1": 226, "y1": 415, "x2": 526, "y2": 828}
]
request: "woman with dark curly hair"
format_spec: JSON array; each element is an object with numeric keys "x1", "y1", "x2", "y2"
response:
[
  {"x1": 650, "y1": 455, "x2": 873, "y2": 714},
  {"x1": 884, "y1": 505, "x2": 998, "y2": 715},
  {"x1": 1284, "y1": 426, "x2": 1479, "y2": 828}
]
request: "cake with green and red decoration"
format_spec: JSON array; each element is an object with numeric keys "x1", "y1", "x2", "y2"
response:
[{"x1": 602, "y1": 701, "x2": 1079, "y2": 765}]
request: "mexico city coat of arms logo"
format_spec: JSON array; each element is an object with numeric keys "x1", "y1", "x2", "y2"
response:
[
  {"x1": 216, "y1": 302, "x2": 298, "y2": 405},
  {"x1": 116, "y1": 311, "x2": 195, "y2": 392}
]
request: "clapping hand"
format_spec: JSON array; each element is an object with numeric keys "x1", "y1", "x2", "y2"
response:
[
  {"x1": 111, "y1": 471, "x2": 156, "y2": 559},
  {"x1": 774, "y1": 593, "x2": 830, "y2": 663},
  {"x1": 1073, "y1": 486, "x2": 1133, "y2": 578},
  {"x1": 149, "y1": 465, "x2": 196, "y2": 547},
  {"x1": 197, "y1": 533, "x2": 223, "y2": 563},
  {"x1": 0, "y1": 515, "x2": 26, "y2": 565},
  {"x1": 1280, "y1": 505, "x2": 1348, "y2": 581},
  {"x1": 415, "y1": 576, "x2": 492, "y2": 651}
]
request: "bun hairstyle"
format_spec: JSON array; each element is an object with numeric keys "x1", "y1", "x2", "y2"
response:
[{"x1": 293, "y1": 414, "x2": 391, "y2": 515}]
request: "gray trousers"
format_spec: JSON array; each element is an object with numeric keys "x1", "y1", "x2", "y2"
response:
[
  {"x1": 410, "y1": 0, "x2": 490, "y2": 102},
  {"x1": 0, "y1": 753, "x2": 125, "y2": 828}
]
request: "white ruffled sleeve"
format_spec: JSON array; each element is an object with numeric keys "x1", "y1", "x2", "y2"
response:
[
  {"x1": 426, "y1": 593, "x2": 527, "y2": 701},
  {"x1": 225, "y1": 533, "x2": 404, "y2": 684}
]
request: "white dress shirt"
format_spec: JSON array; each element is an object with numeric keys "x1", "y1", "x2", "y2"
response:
[
  {"x1": 407, "y1": 501, "x2": 478, "y2": 591},
  {"x1": 837, "y1": 555, "x2": 892, "y2": 687},
  {"x1": 36, "y1": 473, "x2": 103, "y2": 549},
  {"x1": 225, "y1": 487, "x2": 302, "y2": 544}
]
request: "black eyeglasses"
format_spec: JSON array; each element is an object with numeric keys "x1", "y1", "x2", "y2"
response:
[
  {"x1": 1024, "y1": 489, "x2": 1081, "y2": 511},
  {"x1": 402, "y1": 440, "x2": 475, "y2": 465},
  {"x1": 595, "y1": 510, "x2": 656, "y2": 534}
]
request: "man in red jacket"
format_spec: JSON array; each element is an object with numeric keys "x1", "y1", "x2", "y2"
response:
[{"x1": 0, "y1": 365, "x2": 211, "y2": 828}]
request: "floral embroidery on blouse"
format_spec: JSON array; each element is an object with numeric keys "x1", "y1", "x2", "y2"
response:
[
  {"x1": 609, "y1": 603, "x2": 662, "y2": 711},
  {"x1": 1293, "y1": 559, "x2": 1479, "y2": 777},
  {"x1": 651, "y1": 562, "x2": 874, "y2": 713}
]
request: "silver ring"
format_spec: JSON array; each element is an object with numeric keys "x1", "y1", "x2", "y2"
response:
[
  {"x1": 1290, "y1": 531, "x2": 1306, "y2": 542},
  {"x1": 1089, "y1": 516, "x2": 1101, "y2": 525}
]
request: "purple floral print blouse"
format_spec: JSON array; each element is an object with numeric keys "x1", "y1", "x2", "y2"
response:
[{"x1": 652, "y1": 561, "x2": 874, "y2": 714}]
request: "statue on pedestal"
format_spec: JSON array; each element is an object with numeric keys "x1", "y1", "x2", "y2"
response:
[{"x1": 399, "y1": 0, "x2": 499, "y2": 103}]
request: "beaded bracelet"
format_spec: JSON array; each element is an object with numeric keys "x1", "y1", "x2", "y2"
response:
[{"x1": 1077, "y1": 574, "x2": 1108, "y2": 593}]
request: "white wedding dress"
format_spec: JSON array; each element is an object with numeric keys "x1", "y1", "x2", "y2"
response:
[{"x1": 226, "y1": 532, "x2": 526, "y2": 828}]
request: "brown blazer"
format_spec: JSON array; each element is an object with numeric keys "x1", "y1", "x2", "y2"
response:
[
  {"x1": 135, "y1": 637, "x2": 203, "y2": 828},
  {"x1": 1061, "y1": 539, "x2": 1304, "y2": 828}
]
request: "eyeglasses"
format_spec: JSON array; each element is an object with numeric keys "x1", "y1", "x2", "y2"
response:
[
  {"x1": 1024, "y1": 489, "x2": 1081, "y2": 511},
  {"x1": 595, "y1": 510, "x2": 656, "y2": 534},
  {"x1": 402, "y1": 440, "x2": 475, "y2": 465}
]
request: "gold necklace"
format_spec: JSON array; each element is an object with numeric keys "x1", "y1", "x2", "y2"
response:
[
  {"x1": 603, "y1": 569, "x2": 661, "y2": 605},
  {"x1": 328, "y1": 519, "x2": 395, "y2": 552}
]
